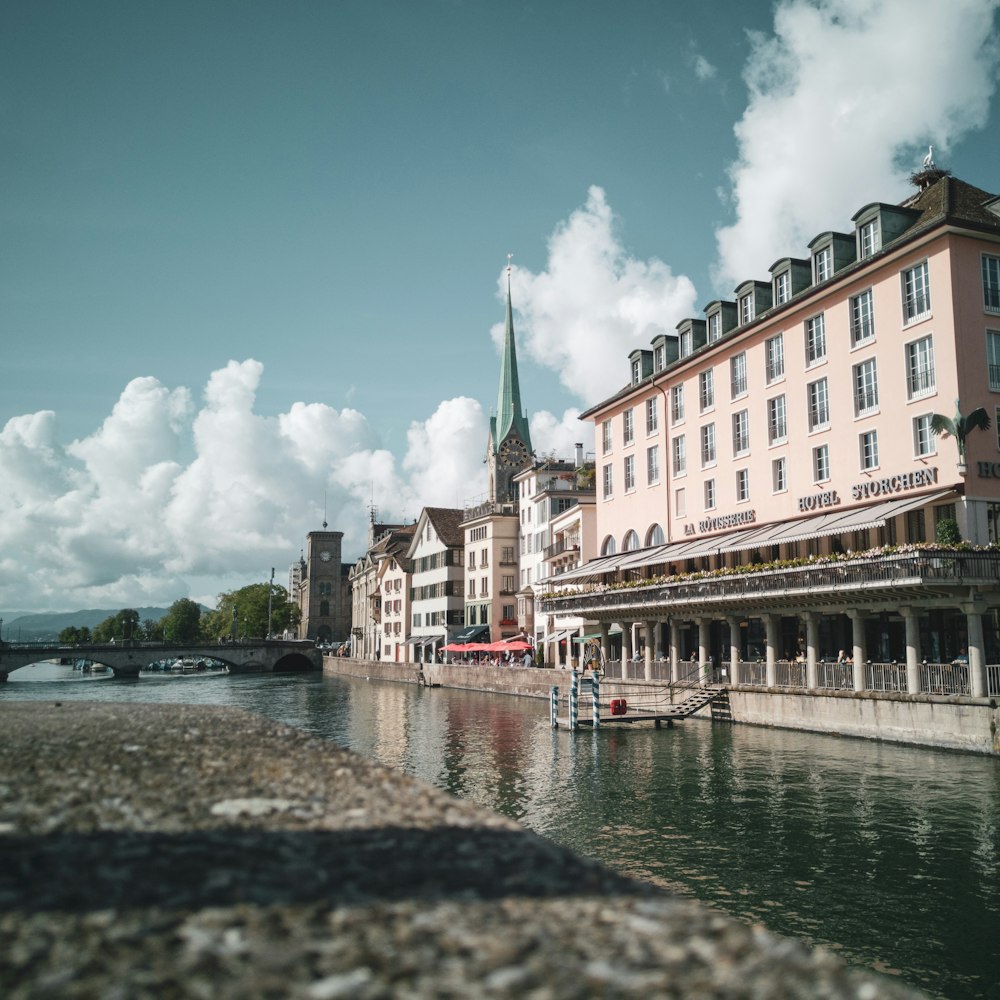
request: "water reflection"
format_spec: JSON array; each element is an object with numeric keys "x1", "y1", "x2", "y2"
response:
[{"x1": 4, "y1": 668, "x2": 999, "y2": 999}]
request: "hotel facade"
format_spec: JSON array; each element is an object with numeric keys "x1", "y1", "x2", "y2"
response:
[{"x1": 540, "y1": 172, "x2": 1000, "y2": 698}]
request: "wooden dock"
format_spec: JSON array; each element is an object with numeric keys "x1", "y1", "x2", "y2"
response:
[{"x1": 555, "y1": 687, "x2": 724, "y2": 729}]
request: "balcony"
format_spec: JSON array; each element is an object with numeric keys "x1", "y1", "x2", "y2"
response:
[
  {"x1": 543, "y1": 539, "x2": 580, "y2": 560},
  {"x1": 538, "y1": 549, "x2": 1000, "y2": 617}
]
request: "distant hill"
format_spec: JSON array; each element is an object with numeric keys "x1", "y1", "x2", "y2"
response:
[{"x1": 0, "y1": 607, "x2": 211, "y2": 642}]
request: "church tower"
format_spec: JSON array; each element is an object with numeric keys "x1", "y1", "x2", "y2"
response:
[{"x1": 487, "y1": 261, "x2": 533, "y2": 503}]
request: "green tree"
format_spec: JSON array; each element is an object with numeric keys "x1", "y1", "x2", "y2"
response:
[
  {"x1": 161, "y1": 598, "x2": 202, "y2": 643},
  {"x1": 201, "y1": 583, "x2": 300, "y2": 641},
  {"x1": 92, "y1": 609, "x2": 140, "y2": 644},
  {"x1": 58, "y1": 626, "x2": 92, "y2": 644},
  {"x1": 935, "y1": 517, "x2": 962, "y2": 545},
  {"x1": 141, "y1": 618, "x2": 164, "y2": 642}
]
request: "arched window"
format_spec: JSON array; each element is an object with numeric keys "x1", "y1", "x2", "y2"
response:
[
  {"x1": 320, "y1": 600, "x2": 330, "y2": 617},
  {"x1": 622, "y1": 530, "x2": 640, "y2": 551},
  {"x1": 645, "y1": 523, "x2": 665, "y2": 546},
  {"x1": 601, "y1": 535, "x2": 617, "y2": 556}
]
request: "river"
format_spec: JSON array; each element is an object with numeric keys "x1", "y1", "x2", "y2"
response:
[{"x1": 5, "y1": 663, "x2": 999, "y2": 1000}]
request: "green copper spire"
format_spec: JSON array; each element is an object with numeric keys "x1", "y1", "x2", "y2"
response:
[{"x1": 493, "y1": 262, "x2": 532, "y2": 451}]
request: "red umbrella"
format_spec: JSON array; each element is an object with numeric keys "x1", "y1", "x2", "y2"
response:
[{"x1": 498, "y1": 640, "x2": 533, "y2": 651}]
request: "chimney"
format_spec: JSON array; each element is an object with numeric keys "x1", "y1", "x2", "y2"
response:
[{"x1": 574, "y1": 442, "x2": 584, "y2": 467}]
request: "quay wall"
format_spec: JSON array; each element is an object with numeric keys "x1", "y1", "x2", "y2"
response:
[{"x1": 325, "y1": 656, "x2": 1000, "y2": 755}]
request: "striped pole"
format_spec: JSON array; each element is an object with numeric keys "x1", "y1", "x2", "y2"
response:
[
  {"x1": 550, "y1": 685, "x2": 559, "y2": 728},
  {"x1": 592, "y1": 668, "x2": 600, "y2": 728},
  {"x1": 569, "y1": 669, "x2": 579, "y2": 731}
]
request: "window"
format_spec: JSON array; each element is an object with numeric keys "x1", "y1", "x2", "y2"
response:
[
  {"x1": 808, "y1": 378, "x2": 830, "y2": 431},
  {"x1": 502, "y1": 545, "x2": 514, "y2": 563},
  {"x1": 704, "y1": 479, "x2": 716, "y2": 510},
  {"x1": 813, "y1": 444, "x2": 830, "y2": 483},
  {"x1": 814, "y1": 245, "x2": 833, "y2": 283},
  {"x1": 502, "y1": 574, "x2": 515, "y2": 593},
  {"x1": 774, "y1": 270, "x2": 791, "y2": 305},
  {"x1": 601, "y1": 535, "x2": 617, "y2": 556},
  {"x1": 766, "y1": 334, "x2": 784, "y2": 383},
  {"x1": 913, "y1": 413, "x2": 936, "y2": 457},
  {"x1": 601, "y1": 420, "x2": 612, "y2": 454},
  {"x1": 671, "y1": 384, "x2": 685, "y2": 423},
  {"x1": 631, "y1": 358, "x2": 642, "y2": 384},
  {"x1": 732, "y1": 410, "x2": 750, "y2": 456},
  {"x1": 989, "y1": 331, "x2": 1000, "y2": 391},
  {"x1": 468, "y1": 579, "x2": 476, "y2": 598},
  {"x1": 645, "y1": 397, "x2": 658, "y2": 434},
  {"x1": 602, "y1": 463, "x2": 613, "y2": 498},
  {"x1": 699, "y1": 370, "x2": 715, "y2": 411},
  {"x1": 805, "y1": 314, "x2": 826, "y2": 365},
  {"x1": 623, "y1": 408, "x2": 634, "y2": 445},
  {"x1": 902, "y1": 261, "x2": 931, "y2": 323},
  {"x1": 767, "y1": 395, "x2": 787, "y2": 444},
  {"x1": 672, "y1": 435, "x2": 686, "y2": 476},
  {"x1": 646, "y1": 523, "x2": 665, "y2": 546},
  {"x1": 623, "y1": 530, "x2": 639, "y2": 551},
  {"x1": 731, "y1": 352, "x2": 748, "y2": 397},
  {"x1": 679, "y1": 329, "x2": 693, "y2": 357},
  {"x1": 675, "y1": 487, "x2": 686, "y2": 517},
  {"x1": 772, "y1": 457, "x2": 787, "y2": 493},
  {"x1": 701, "y1": 423, "x2": 716, "y2": 466},
  {"x1": 739, "y1": 292, "x2": 754, "y2": 325},
  {"x1": 654, "y1": 344, "x2": 666, "y2": 371},
  {"x1": 646, "y1": 445, "x2": 660, "y2": 485},
  {"x1": 467, "y1": 552, "x2": 476, "y2": 570},
  {"x1": 853, "y1": 358, "x2": 879, "y2": 416},
  {"x1": 859, "y1": 218, "x2": 880, "y2": 259},
  {"x1": 707, "y1": 312, "x2": 721, "y2": 343},
  {"x1": 624, "y1": 453, "x2": 636, "y2": 491},
  {"x1": 906, "y1": 335, "x2": 936, "y2": 398},
  {"x1": 860, "y1": 430, "x2": 879, "y2": 471},
  {"x1": 984, "y1": 254, "x2": 1000, "y2": 313},
  {"x1": 906, "y1": 509, "x2": 926, "y2": 543},
  {"x1": 850, "y1": 288, "x2": 875, "y2": 346},
  {"x1": 736, "y1": 468, "x2": 750, "y2": 502}
]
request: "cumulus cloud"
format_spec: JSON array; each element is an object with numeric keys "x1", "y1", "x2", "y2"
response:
[
  {"x1": 713, "y1": 0, "x2": 1000, "y2": 289},
  {"x1": 497, "y1": 186, "x2": 698, "y2": 405},
  {"x1": 0, "y1": 362, "x2": 487, "y2": 612}
]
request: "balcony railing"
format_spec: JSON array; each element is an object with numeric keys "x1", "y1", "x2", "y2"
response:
[
  {"x1": 539, "y1": 549, "x2": 1000, "y2": 616},
  {"x1": 543, "y1": 540, "x2": 580, "y2": 560}
]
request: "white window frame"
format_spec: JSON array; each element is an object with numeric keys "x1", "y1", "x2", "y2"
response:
[
  {"x1": 672, "y1": 435, "x2": 687, "y2": 476},
  {"x1": 906, "y1": 335, "x2": 936, "y2": 399},
  {"x1": 631, "y1": 358, "x2": 641, "y2": 385},
  {"x1": 765, "y1": 333, "x2": 784, "y2": 384},
  {"x1": 913, "y1": 413, "x2": 936, "y2": 458},
  {"x1": 623, "y1": 408, "x2": 634, "y2": 445},
  {"x1": 768, "y1": 394, "x2": 787, "y2": 445},
  {"x1": 654, "y1": 344, "x2": 666, "y2": 371},
  {"x1": 679, "y1": 329, "x2": 693, "y2": 357},
  {"x1": 805, "y1": 313, "x2": 826, "y2": 366},
  {"x1": 601, "y1": 419, "x2": 612, "y2": 454},
  {"x1": 858, "y1": 218, "x2": 880, "y2": 259},
  {"x1": 731, "y1": 352, "x2": 748, "y2": 398},
  {"x1": 645, "y1": 397, "x2": 658, "y2": 434},
  {"x1": 707, "y1": 311, "x2": 721, "y2": 343},
  {"x1": 853, "y1": 358, "x2": 879, "y2": 416},
  {"x1": 736, "y1": 468, "x2": 750, "y2": 503},
  {"x1": 772, "y1": 457, "x2": 787, "y2": 494},
  {"x1": 774, "y1": 270, "x2": 791, "y2": 305},
  {"x1": 808, "y1": 378, "x2": 830, "y2": 431},
  {"x1": 902, "y1": 260, "x2": 931, "y2": 324},
  {"x1": 860, "y1": 430, "x2": 879, "y2": 471},
  {"x1": 624, "y1": 453, "x2": 636, "y2": 492},
  {"x1": 739, "y1": 292, "x2": 754, "y2": 326},
  {"x1": 704, "y1": 479, "x2": 716, "y2": 511},
  {"x1": 984, "y1": 254, "x2": 1000, "y2": 314},
  {"x1": 732, "y1": 410, "x2": 750, "y2": 457},
  {"x1": 646, "y1": 444, "x2": 660, "y2": 485},
  {"x1": 602, "y1": 463, "x2": 613, "y2": 498},
  {"x1": 671, "y1": 385, "x2": 685, "y2": 424},
  {"x1": 850, "y1": 288, "x2": 875, "y2": 347},
  {"x1": 988, "y1": 330, "x2": 1000, "y2": 391},
  {"x1": 701, "y1": 422, "x2": 716, "y2": 467},
  {"x1": 699, "y1": 370, "x2": 715, "y2": 411},
  {"x1": 814, "y1": 245, "x2": 833, "y2": 283},
  {"x1": 813, "y1": 444, "x2": 830, "y2": 483}
]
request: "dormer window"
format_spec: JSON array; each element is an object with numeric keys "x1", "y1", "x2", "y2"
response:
[
  {"x1": 653, "y1": 343, "x2": 666, "y2": 371},
  {"x1": 739, "y1": 292, "x2": 755, "y2": 326},
  {"x1": 774, "y1": 270, "x2": 791, "y2": 305},
  {"x1": 707, "y1": 312, "x2": 721, "y2": 343},
  {"x1": 631, "y1": 357, "x2": 642, "y2": 384},
  {"x1": 679, "y1": 329, "x2": 693, "y2": 358},
  {"x1": 859, "y1": 218, "x2": 880, "y2": 259},
  {"x1": 814, "y1": 246, "x2": 833, "y2": 283}
]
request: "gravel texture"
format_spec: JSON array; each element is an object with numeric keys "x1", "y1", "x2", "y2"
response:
[{"x1": 0, "y1": 702, "x2": 925, "y2": 999}]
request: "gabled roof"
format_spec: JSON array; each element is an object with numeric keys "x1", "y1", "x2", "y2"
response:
[{"x1": 419, "y1": 506, "x2": 466, "y2": 548}]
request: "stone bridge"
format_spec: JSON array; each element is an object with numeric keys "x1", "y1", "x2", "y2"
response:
[{"x1": 0, "y1": 639, "x2": 322, "y2": 681}]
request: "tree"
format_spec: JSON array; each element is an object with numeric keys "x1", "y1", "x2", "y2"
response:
[
  {"x1": 200, "y1": 583, "x2": 300, "y2": 641},
  {"x1": 935, "y1": 518, "x2": 962, "y2": 545},
  {"x1": 58, "y1": 626, "x2": 92, "y2": 644},
  {"x1": 141, "y1": 618, "x2": 164, "y2": 642},
  {"x1": 161, "y1": 598, "x2": 202, "y2": 643},
  {"x1": 92, "y1": 609, "x2": 140, "y2": 644}
]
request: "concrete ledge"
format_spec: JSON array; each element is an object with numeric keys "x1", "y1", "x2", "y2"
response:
[{"x1": 0, "y1": 702, "x2": 924, "y2": 998}]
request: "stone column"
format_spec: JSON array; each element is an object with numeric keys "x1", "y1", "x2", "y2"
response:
[
  {"x1": 849, "y1": 611, "x2": 867, "y2": 692},
  {"x1": 764, "y1": 614, "x2": 778, "y2": 688},
  {"x1": 726, "y1": 616, "x2": 741, "y2": 685},
  {"x1": 622, "y1": 622, "x2": 633, "y2": 665},
  {"x1": 599, "y1": 622, "x2": 610, "y2": 669},
  {"x1": 804, "y1": 612, "x2": 819, "y2": 690},
  {"x1": 669, "y1": 619, "x2": 681, "y2": 683},
  {"x1": 963, "y1": 599, "x2": 988, "y2": 698},
  {"x1": 654, "y1": 622, "x2": 666, "y2": 662},
  {"x1": 900, "y1": 606, "x2": 921, "y2": 694},
  {"x1": 644, "y1": 620, "x2": 655, "y2": 681},
  {"x1": 698, "y1": 618, "x2": 711, "y2": 686}
]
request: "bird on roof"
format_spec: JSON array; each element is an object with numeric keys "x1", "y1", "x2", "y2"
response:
[
  {"x1": 930, "y1": 399, "x2": 991, "y2": 467},
  {"x1": 923, "y1": 144, "x2": 934, "y2": 169}
]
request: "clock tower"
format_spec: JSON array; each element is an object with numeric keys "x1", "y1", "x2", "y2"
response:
[
  {"x1": 487, "y1": 262, "x2": 533, "y2": 503},
  {"x1": 297, "y1": 527, "x2": 349, "y2": 643}
]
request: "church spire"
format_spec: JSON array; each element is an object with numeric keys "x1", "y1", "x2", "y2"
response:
[{"x1": 494, "y1": 257, "x2": 532, "y2": 450}]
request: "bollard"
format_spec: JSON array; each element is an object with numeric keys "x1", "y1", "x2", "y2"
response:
[
  {"x1": 592, "y1": 669, "x2": 600, "y2": 729},
  {"x1": 569, "y1": 669, "x2": 579, "y2": 731},
  {"x1": 550, "y1": 685, "x2": 559, "y2": 728}
]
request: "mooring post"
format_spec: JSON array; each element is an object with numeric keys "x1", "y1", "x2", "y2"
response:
[
  {"x1": 592, "y1": 668, "x2": 600, "y2": 729},
  {"x1": 569, "y1": 669, "x2": 579, "y2": 731},
  {"x1": 550, "y1": 685, "x2": 559, "y2": 728}
]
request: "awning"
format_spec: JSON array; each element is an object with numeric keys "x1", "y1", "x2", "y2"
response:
[
  {"x1": 540, "y1": 630, "x2": 570, "y2": 643},
  {"x1": 404, "y1": 635, "x2": 438, "y2": 647},
  {"x1": 452, "y1": 624, "x2": 491, "y2": 644}
]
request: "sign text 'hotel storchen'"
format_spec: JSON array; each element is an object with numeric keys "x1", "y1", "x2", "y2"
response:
[{"x1": 850, "y1": 467, "x2": 937, "y2": 501}]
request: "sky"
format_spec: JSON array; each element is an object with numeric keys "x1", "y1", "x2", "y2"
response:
[{"x1": 3, "y1": 0, "x2": 1000, "y2": 615}]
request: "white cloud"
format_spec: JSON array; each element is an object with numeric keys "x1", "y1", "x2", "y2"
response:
[
  {"x1": 530, "y1": 408, "x2": 590, "y2": 463},
  {"x1": 693, "y1": 54, "x2": 717, "y2": 81},
  {"x1": 497, "y1": 186, "x2": 698, "y2": 405},
  {"x1": 0, "y1": 362, "x2": 488, "y2": 613},
  {"x1": 713, "y1": 0, "x2": 1000, "y2": 290}
]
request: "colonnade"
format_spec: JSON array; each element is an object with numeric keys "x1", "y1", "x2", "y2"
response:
[{"x1": 585, "y1": 604, "x2": 993, "y2": 698}]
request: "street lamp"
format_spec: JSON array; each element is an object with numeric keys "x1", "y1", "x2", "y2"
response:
[{"x1": 266, "y1": 567, "x2": 275, "y2": 639}]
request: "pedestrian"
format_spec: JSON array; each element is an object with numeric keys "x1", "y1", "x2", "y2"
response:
[{"x1": 522, "y1": 649, "x2": 532, "y2": 668}]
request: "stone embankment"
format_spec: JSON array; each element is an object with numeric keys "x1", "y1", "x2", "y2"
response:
[{"x1": 1, "y1": 701, "x2": 924, "y2": 998}]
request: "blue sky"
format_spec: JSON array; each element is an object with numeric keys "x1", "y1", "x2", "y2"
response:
[{"x1": 3, "y1": 0, "x2": 999, "y2": 613}]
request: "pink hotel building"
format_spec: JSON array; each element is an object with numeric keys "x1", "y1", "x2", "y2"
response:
[{"x1": 540, "y1": 171, "x2": 1000, "y2": 697}]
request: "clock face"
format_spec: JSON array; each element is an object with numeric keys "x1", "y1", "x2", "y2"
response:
[
  {"x1": 499, "y1": 437, "x2": 529, "y2": 467},
  {"x1": 319, "y1": 550, "x2": 332, "y2": 562}
]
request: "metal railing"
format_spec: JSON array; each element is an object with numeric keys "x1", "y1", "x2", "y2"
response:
[
  {"x1": 919, "y1": 662, "x2": 971, "y2": 696},
  {"x1": 737, "y1": 661, "x2": 767, "y2": 686},
  {"x1": 817, "y1": 661, "x2": 855, "y2": 690},
  {"x1": 866, "y1": 661, "x2": 908, "y2": 692},
  {"x1": 775, "y1": 660, "x2": 807, "y2": 688}
]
